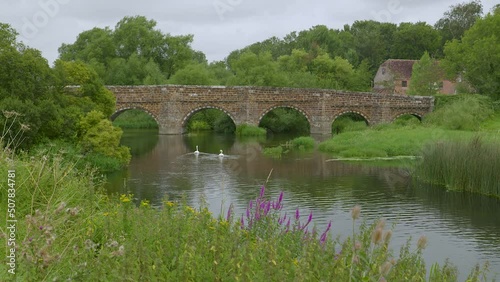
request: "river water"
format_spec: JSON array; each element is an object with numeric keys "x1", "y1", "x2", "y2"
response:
[{"x1": 105, "y1": 129, "x2": 500, "y2": 280}]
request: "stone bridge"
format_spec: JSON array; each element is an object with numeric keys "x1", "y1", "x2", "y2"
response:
[{"x1": 107, "y1": 85, "x2": 434, "y2": 135}]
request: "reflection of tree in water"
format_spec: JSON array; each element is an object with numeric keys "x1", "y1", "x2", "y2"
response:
[{"x1": 120, "y1": 129, "x2": 159, "y2": 156}]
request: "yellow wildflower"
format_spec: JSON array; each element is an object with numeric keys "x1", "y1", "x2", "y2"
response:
[
  {"x1": 185, "y1": 206, "x2": 195, "y2": 214},
  {"x1": 120, "y1": 194, "x2": 132, "y2": 203},
  {"x1": 140, "y1": 200, "x2": 150, "y2": 208}
]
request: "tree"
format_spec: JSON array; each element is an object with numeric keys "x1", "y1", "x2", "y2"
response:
[
  {"x1": 53, "y1": 60, "x2": 115, "y2": 116},
  {"x1": 228, "y1": 51, "x2": 289, "y2": 87},
  {"x1": 392, "y1": 22, "x2": 442, "y2": 59},
  {"x1": 434, "y1": 1, "x2": 483, "y2": 43},
  {"x1": 310, "y1": 53, "x2": 356, "y2": 89},
  {"x1": 408, "y1": 52, "x2": 442, "y2": 96},
  {"x1": 442, "y1": 9, "x2": 500, "y2": 99},
  {"x1": 348, "y1": 21, "x2": 397, "y2": 70},
  {"x1": 207, "y1": 61, "x2": 234, "y2": 85},
  {"x1": 168, "y1": 63, "x2": 215, "y2": 85},
  {"x1": 58, "y1": 16, "x2": 202, "y2": 84}
]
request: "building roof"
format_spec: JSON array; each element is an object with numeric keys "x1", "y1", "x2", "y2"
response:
[{"x1": 380, "y1": 59, "x2": 416, "y2": 80}]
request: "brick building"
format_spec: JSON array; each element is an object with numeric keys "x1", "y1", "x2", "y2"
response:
[{"x1": 373, "y1": 59, "x2": 456, "y2": 95}]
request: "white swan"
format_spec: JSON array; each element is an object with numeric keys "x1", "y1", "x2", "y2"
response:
[
  {"x1": 218, "y1": 150, "x2": 224, "y2": 157},
  {"x1": 194, "y1": 146, "x2": 199, "y2": 155}
]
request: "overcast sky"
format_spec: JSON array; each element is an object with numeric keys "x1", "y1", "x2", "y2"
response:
[{"x1": 1, "y1": 0, "x2": 497, "y2": 65}]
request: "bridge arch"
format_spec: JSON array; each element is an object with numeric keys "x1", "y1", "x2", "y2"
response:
[
  {"x1": 332, "y1": 110, "x2": 371, "y2": 125},
  {"x1": 111, "y1": 107, "x2": 160, "y2": 126},
  {"x1": 258, "y1": 105, "x2": 312, "y2": 126},
  {"x1": 181, "y1": 106, "x2": 237, "y2": 131},
  {"x1": 392, "y1": 112, "x2": 423, "y2": 122}
]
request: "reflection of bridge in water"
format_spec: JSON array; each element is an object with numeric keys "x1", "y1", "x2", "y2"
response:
[{"x1": 108, "y1": 85, "x2": 434, "y2": 134}]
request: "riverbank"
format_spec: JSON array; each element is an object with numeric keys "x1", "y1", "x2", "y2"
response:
[
  {"x1": 319, "y1": 95, "x2": 500, "y2": 198},
  {"x1": 0, "y1": 146, "x2": 491, "y2": 281}
]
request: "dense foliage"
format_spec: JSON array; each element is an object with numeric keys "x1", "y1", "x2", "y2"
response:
[
  {"x1": 0, "y1": 24, "x2": 130, "y2": 170},
  {"x1": 59, "y1": 16, "x2": 204, "y2": 85},
  {"x1": 442, "y1": 7, "x2": 500, "y2": 99}
]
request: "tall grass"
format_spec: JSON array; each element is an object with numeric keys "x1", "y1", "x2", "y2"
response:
[{"x1": 416, "y1": 137, "x2": 500, "y2": 198}]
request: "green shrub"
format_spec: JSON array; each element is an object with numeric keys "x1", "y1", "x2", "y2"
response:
[
  {"x1": 290, "y1": 136, "x2": 315, "y2": 151},
  {"x1": 79, "y1": 111, "x2": 131, "y2": 169},
  {"x1": 236, "y1": 124, "x2": 267, "y2": 137},
  {"x1": 424, "y1": 95, "x2": 494, "y2": 130},
  {"x1": 189, "y1": 120, "x2": 211, "y2": 132},
  {"x1": 263, "y1": 146, "x2": 283, "y2": 159}
]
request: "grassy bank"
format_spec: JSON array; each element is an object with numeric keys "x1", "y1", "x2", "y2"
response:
[
  {"x1": 0, "y1": 148, "x2": 489, "y2": 281},
  {"x1": 318, "y1": 126, "x2": 492, "y2": 158}
]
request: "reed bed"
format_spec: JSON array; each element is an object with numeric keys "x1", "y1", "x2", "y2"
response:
[{"x1": 416, "y1": 136, "x2": 500, "y2": 198}]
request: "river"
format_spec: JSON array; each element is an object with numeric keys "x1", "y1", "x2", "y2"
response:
[{"x1": 105, "y1": 129, "x2": 500, "y2": 280}]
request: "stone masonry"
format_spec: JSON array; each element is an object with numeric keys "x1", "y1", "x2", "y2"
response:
[{"x1": 107, "y1": 85, "x2": 434, "y2": 135}]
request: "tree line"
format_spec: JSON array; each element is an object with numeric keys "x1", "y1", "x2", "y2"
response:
[{"x1": 56, "y1": 1, "x2": 499, "y2": 101}]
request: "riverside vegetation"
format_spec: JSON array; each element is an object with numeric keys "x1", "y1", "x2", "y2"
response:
[
  {"x1": 0, "y1": 135, "x2": 492, "y2": 281},
  {"x1": 318, "y1": 95, "x2": 500, "y2": 198}
]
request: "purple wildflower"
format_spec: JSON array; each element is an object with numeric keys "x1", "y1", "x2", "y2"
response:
[
  {"x1": 264, "y1": 201, "x2": 271, "y2": 216},
  {"x1": 320, "y1": 221, "x2": 332, "y2": 244},
  {"x1": 277, "y1": 191, "x2": 284, "y2": 206},
  {"x1": 295, "y1": 208, "x2": 300, "y2": 220},
  {"x1": 259, "y1": 185, "x2": 265, "y2": 198},
  {"x1": 300, "y1": 211, "x2": 313, "y2": 230}
]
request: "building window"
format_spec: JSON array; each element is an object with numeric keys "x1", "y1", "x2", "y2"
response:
[{"x1": 402, "y1": 80, "x2": 408, "y2": 87}]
